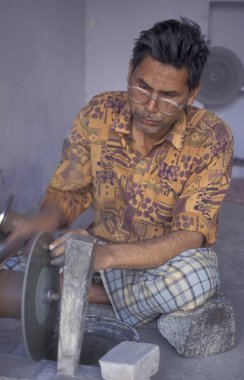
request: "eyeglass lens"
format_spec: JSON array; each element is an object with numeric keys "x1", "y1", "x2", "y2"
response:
[{"x1": 128, "y1": 87, "x2": 180, "y2": 115}]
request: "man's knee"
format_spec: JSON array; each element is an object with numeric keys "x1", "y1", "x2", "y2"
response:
[{"x1": 153, "y1": 248, "x2": 220, "y2": 313}]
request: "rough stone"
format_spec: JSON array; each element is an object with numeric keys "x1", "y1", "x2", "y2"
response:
[
  {"x1": 158, "y1": 291, "x2": 235, "y2": 357},
  {"x1": 99, "y1": 341, "x2": 160, "y2": 380},
  {"x1": 57, "y1": 235, "x2": 96, "y2": 376}
]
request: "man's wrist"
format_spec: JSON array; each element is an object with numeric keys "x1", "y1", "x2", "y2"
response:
[{"x1": 94, "y1": 243, "x2": 114, "y2": 271}]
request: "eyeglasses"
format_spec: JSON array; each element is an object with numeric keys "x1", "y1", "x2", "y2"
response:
[{"x1": 128, "y1": 86, "x2": 184, "y2": 116}]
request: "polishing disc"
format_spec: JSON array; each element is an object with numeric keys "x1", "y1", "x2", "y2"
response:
[
  {"x1": 197, "y1": 46, "x2": 244, "y2": 106},
  {"x1": 21, "y1": 231, "x2": 60, "y2": 361}
]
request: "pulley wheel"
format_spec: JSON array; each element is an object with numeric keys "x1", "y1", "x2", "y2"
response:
[
  {"x1": 197, "y1": 46, "x2": 244, "y2": 106},
  {"x1": 21, "y1": 231, "x2": 60, "y2": 361}
]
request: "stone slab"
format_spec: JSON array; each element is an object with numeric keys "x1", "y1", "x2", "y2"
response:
[
  {"x1": 57, "y1": 236, "x2": 96, "y2": 376},
  {"x1": 158, "y1": 291, "x2": 235, "y2": 357},
  {"x1": 99, "y1": 341, "x2": 160, "y2": 380}
]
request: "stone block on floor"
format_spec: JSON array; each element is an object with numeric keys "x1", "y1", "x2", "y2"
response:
[
  {"x1": 99, "y1": 341, "x2": 160, "y2": 380},
  {"x1": 158, "y1": 291, "x2": 235, "y2": 357}
]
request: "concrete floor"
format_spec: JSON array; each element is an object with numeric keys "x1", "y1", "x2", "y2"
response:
[{"x1": 0, "y1": 200, "x2": 243, "y2": 379}]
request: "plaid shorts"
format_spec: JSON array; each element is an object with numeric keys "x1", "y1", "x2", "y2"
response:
[
  {"x1": 100, "y1": 248, "x2": 220, "y2": 327},
  {"x1": 0, "y1": 251, "x2": 27, "y2": 272}
]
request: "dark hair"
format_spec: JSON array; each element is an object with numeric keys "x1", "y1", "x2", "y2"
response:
[{"x1": 131, "y1": 17, "x2": 209, "y2": 90}]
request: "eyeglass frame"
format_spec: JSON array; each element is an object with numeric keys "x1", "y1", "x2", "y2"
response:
[{"x1": 127, "y1": 85, "x2": 186, "y2": 116}]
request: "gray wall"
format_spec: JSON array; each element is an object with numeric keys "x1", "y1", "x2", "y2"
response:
[{"x1": 0, "y1": 0, "x2": 86, "y2": 212}]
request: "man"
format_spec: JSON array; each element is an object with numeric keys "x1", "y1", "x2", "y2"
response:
[{"x1": 7, "y1": 18, "x2": 233, "y2": 327}]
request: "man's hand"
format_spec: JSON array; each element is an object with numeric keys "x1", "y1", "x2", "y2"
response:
[
  {"x1": 49, "y1": 228, "x2": 90, "y2": 266},
  {"x1": 3, "y1": 201, "x2": 67, "y2": 259},
  {"x1": 5, "y1": 214, "x2": 51, "y2": 245}
]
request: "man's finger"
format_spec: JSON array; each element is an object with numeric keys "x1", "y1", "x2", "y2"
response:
[
  {"x1": 50, "y1": 254, "x2": 65, "y2": 266},
  {"x1": 49, "y1": 230, "x2": 77, "y2": 250},
  {"x1": 49, "y1": 241, "x2": 66, "y2": 258}
]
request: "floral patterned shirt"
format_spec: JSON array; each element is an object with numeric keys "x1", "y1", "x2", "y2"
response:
[{"x1": 42, "y1": 91, "x2": 233, "y2": 245}]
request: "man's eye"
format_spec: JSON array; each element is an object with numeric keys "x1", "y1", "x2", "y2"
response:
[
  {"x1": 137, "y1": 83, "x2": 149, "y2": 90},
  {"x1": 160, "y1": 92, "x2": 172, "y2": 98},
  {"x1": 139, "y1": 86, "x2": 148, "y2": 91},
  {"x1": 161, "y1": 92, "x2": 178, "y2": 99}
]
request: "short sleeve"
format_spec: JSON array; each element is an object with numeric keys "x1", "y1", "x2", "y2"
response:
[
  {"x1": 171, "y1": 132, "x2": 233, "y2": 245},
  {"x1": 41, "y1": 105, "x2": 93, "y2": 226}
]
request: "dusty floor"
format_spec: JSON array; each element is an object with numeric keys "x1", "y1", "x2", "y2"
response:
[{"x1": 0, "y1": 191, "x2": 243, "y2": 379}]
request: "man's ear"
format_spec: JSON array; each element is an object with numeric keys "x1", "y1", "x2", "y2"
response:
[
  {"x1": 127, "y1": 60, "x2": 133, "y2": 85},
  {"x1": 187, "y1": 84, "x2": 201, "y2": 106}
]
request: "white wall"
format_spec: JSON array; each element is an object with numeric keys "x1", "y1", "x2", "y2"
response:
[{"x1": 0, "y1": 0, "x2": 86, "y2": 211}]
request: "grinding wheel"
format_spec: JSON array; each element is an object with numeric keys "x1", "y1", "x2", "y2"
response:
[
  {"x1": 21, "y1": 231, "x2": 60, "y2": 361},
  {"x1": 197, "y1": 46, "x2": 244, "y2": 106}
]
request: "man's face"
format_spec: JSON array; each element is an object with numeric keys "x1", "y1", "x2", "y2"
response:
[{"x1": 128, "y1": 56, "x2": 200, "y2": 137}]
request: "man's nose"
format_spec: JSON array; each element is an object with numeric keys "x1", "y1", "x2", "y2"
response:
[{"x1": 146, "y1": 96, "x2": 158, "y2": 112}]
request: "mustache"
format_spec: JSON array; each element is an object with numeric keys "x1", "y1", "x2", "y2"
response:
[{"x1": 133, "y1": 110, "x2": 161, "y2": 122}]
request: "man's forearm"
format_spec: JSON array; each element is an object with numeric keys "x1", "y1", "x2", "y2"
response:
[
  {"x1": 5, "y1": 200, "x2": 68, "y2": 245},
  {"x1": 95, "y1": 230, "x2": 204, "y2": 270},
  {"x1": 40, "y1": 201, "x2": 68, "y2": 232}
]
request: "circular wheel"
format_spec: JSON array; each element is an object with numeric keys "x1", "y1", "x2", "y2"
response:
[
  {"x1": 197, "y1": 46, "x2": 244, "y2": 106},
  {"x1": 21, "y1": 231, "x2": 60, "y2": 361}
]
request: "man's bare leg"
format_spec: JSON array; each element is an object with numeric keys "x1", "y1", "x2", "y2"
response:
[
  {"x1": 60, "y1": 273, "x2": 110, "y2": 304},
  {"x1": 89, "y1": 281, "x2": 110, "y2": 304}
]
